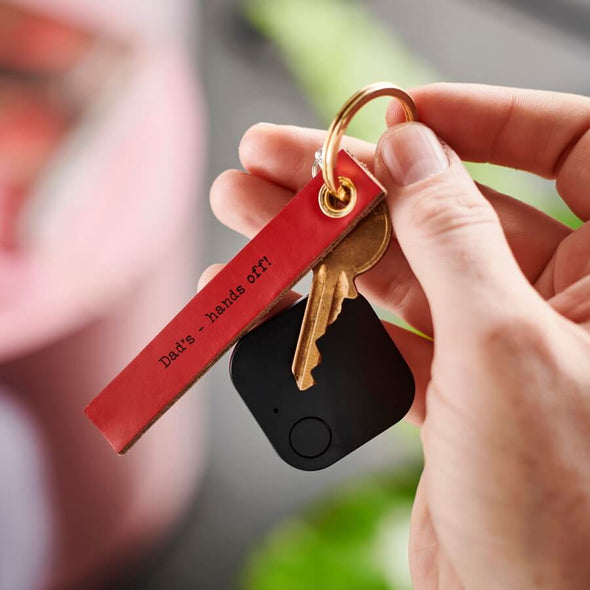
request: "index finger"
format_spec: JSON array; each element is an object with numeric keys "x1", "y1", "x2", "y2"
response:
[{"x1": 386, "y1": 83, "x2": 590, "y2": 220}]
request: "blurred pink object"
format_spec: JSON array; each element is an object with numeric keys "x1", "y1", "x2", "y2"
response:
[
  {"x1": 12, "y1": 0, "x2": 196, "y2": 42},
  {"x1": 0, "y1": 1, "x2": 207, "y2": 589}
]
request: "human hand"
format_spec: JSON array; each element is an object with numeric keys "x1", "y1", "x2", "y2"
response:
[{"x1": 207, "y1": 83, "x2": 590, "y2": 590}]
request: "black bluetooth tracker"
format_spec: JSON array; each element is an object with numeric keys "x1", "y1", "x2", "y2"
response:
[{"x1": 230, "y1": 295, "x2": 415, "y2": 470}]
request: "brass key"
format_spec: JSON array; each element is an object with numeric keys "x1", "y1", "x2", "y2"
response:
[{"x1": 291, "y1": 201, "x2": 392, "y2": 390}]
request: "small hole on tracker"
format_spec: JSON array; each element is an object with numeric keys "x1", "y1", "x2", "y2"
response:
[{"x1": 273, "y1": 408, "x2": 279, "y2": 414}]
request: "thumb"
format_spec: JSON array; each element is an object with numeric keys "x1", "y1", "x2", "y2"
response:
[{"x1": 375, "y1": 122, "x2": 539, "y2": 334}]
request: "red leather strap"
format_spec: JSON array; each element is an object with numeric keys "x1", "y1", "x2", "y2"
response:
[{"x1": 85, "y1": 151, "x2": 385, "y2": 453}]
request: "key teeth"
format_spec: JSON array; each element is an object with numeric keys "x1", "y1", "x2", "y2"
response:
[
  {"x1": 307, "y1": 348, "x2": 323, "y2": 389},
  {"x1": 300, "y1": 309, "x2": 345, "y2": 390},
  {"x1": 296, "y1": 374, "x2": 315, "y2": 391},
  {"x1": 306, "y1": 336, "x2": 330, "y2": 387},
  {"x1": 303, "y1": 347, "x2": 321, "y2": 390},
  {"x1": 293, "y1": 344, "x2": 321, "y2": 391},
  {"x1": 295, "y1": 357, "x2": 318, "y2": 390}
]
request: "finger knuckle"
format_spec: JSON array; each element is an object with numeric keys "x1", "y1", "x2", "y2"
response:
[
  {"x1": 480, "y1": 313, "x2": 558, "y2": 372},
  {"x1": 406, "y1": 181, "x2": 498, "y2": 240}
]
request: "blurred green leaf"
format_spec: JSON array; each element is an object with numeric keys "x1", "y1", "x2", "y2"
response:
[
  {"x1": 240, "y1": 468, "x2": 420, "y2": 590},
  {"x1": 245, "y1": 0, "x2": 435, "y2": 142}
]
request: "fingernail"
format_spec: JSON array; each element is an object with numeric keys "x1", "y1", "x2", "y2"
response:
[{"x1": 381, "y1": 123, "x2": 448, "y2": 186}]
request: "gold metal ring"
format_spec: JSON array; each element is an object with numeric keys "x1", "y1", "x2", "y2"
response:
[
  {"x1": 318, "y1": 176, "x2": 357, "y2": 217},
  {"x1": 321, "y1": 82, "x2": 417, "y2": 203}
]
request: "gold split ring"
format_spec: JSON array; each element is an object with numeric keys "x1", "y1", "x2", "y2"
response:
[{"x1": 319, "y1": 82, "x2": 417, "y2": 217}]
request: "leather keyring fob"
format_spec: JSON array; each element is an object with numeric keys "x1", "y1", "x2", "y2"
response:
[{"x1": 230, "y1": 295, "x2": 415, "y2": 470}]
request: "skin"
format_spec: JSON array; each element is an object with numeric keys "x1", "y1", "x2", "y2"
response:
[{"x1": 204, "y1": 83, "x2": 590, "y2": 590}]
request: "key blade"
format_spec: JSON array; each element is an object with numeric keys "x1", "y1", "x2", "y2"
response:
[
  {"x1": 292, "y1": 267, "x2": 339, "y2": 390},
  {"x1": 292, "y1": 201, "x2": 392, "y2": 392}
]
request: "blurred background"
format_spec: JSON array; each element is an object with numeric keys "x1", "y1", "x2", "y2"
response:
[{"x1": 0, "y1": 1, "x2": 589, "y2": 589}]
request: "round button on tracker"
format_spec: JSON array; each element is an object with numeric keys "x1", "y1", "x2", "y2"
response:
[{"x1": 289, "y1": 417, "x2": 332, "y2": 458}]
